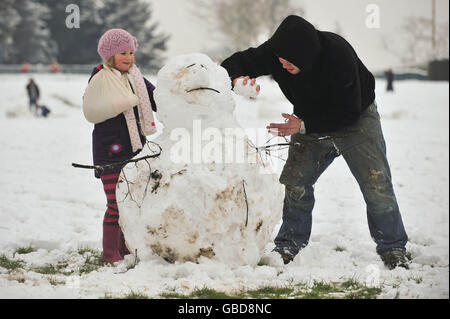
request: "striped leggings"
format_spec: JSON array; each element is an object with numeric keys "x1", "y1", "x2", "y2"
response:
[{"x1": 100, "y1": 172, "x2": 130, "y2": 263}]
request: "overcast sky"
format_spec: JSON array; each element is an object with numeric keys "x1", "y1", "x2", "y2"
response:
[{"x1": 150, "y1": 0, "x2": 449, "y2": 71}]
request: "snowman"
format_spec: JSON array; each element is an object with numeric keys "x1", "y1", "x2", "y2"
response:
[{"x1": 117, "y1": 53, "x2": 283, "y2": 266}]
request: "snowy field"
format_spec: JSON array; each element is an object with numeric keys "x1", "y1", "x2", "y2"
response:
[{"x1": 0, "y1": 72, "x2": 448, "y2": 299}]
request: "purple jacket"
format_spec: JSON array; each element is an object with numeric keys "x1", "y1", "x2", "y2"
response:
[{"x1": 88, "y1": 64, "x2": 157, "y2": 178}]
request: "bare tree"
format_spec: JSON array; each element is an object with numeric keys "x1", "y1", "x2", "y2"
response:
[
  {"x1": 190, "y1": 0, "x2": 304, "y2": 59},
  {"x1": 258, "y1": 0, "x2": 305, "y2": 37},
  {"x1": 383, "y1": 16, "x2": 449, "y2": 67}
]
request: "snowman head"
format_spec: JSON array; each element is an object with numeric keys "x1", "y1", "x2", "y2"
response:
[
  {"x1": 173, "y1": 62, "x2": 212, "y2": 98},
  {"x1": 155, "y1": 53, "x2": 235, "y2": 131}
]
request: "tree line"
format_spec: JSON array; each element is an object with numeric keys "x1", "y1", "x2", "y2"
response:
[{"x1": 0, "y1": 0, "x2": 169, "y2": 72}]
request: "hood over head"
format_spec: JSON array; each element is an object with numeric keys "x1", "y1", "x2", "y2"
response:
[{"x1": 267, "y1": 15, "x2": 322, "y2": 72}]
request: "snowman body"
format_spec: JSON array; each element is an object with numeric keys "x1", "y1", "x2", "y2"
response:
[{"x1": 117, "y1": 53, "x2": 283, "y2": 266}]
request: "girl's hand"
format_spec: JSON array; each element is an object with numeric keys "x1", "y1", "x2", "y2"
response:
[{"x1": 267, "y1": 113, "x2": 303, "y2": 137}]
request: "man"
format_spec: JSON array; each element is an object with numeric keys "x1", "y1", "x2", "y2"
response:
[
  {"x1": 221, "y1": 15, "x2": 408, "y2": 269},
  {"x1": 26, "y1": 78, "x2": 40, "y2": 115}
]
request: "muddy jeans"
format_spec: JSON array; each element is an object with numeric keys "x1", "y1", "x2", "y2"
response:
[{"x1": 275, "y1": 102, "x2": 408, "y2": 256}]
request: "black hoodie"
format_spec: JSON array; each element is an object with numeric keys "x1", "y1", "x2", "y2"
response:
[{"x1": 221, "y1": 15, "x2": 376, "y2": 134}]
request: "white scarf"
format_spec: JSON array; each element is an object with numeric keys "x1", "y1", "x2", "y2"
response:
[{"x1": 121, "y1": 65, "x2": 157, "y2": 152}]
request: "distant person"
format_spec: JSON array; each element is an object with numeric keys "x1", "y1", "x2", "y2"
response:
[
  {"x1": 26, "y1": 78, "x2": 40, "y2": 115},
  {"x1": 221, "y1": 15, "x2": 409, "y2": 269},
  {"x1": 36, "y1": 103, "x2": 51, "y2": 118},
  {"x1": 82, "y1": 29, "x2": 158, "y2": 265},
  {"x1": 385, "y1": 69, "x2": 395, "y2": 92}
]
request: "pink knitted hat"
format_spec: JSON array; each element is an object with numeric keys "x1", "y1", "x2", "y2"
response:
[{"x1": 97, "y1": 29, "x2": 138, "y2": 60}]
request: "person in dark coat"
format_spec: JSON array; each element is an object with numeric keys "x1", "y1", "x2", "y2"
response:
[
  {"x1": 26, "y1": 78, "x2": 40, "y2": 115},
  {"x1": 221, "y1": 15, "x2": 408, "y2": 269},
  {"x1": 36, "y1": 103, "x2": 51, "y2": 117},
  {"x1": 385, "y1": 68, "x2": 395, "y2": 92}
]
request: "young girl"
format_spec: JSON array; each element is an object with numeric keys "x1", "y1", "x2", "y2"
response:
[{"x1": 83, "y1": 28, "x2": 157, "y2": 263}]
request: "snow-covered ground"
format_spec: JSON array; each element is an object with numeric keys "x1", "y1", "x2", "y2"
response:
[{"x1": 0, "y1": 72, "x2": 448, "y2": 299}]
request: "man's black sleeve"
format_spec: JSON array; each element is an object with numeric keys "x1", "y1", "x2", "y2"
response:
[
  {"x1": 303, "y1": 46, "x2": 363, "y2": 133},
  {"x1": 221, "y1": 41, "x2": 275, "y2": 83}
]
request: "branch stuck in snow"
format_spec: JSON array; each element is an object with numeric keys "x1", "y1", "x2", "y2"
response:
[{"x1": 71, "y1": 141, "x2": 162, "y2": 173}]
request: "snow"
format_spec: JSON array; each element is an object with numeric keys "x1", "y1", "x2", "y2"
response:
[
  {"x1": 233, "y1": 77, "x2": 260, "y2": 99},
  {"x1": 0, "y1": 69, "x2": 448, "y2": 299}
]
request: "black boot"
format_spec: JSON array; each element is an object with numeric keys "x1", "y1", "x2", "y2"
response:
[
  {"x1": 380, "y1": 248, "x2": 409, "y2": 270},
  {"x1": 273, "y1": 247, "x2": 296, "y2": 265}
]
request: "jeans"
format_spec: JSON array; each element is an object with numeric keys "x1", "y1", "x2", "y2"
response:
[
  {"x1": 29, "y1": 98, "x2": 38, "y2": 115},
  {"x1": 275, "y1": 102, "x2": 408, "y2": 256}
]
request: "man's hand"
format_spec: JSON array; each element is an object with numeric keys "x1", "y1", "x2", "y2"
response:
[
  {"x1": 233, "y1": 76, "x2": 261, "y2": 93},
  {"x1": 267, "y1": 113, "x2": 303, "y2": 137}
]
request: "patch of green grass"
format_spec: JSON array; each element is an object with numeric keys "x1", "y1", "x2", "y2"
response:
[
  {"x1": 300, "y1": 281, "x2": 344, "y2": 299},
  {"x1": 2, "y1": 247, "x2": 105, "y2": 278},
  {"x1": 244, "y1": 286, "x2": 295, "y2": 299},
  {"x1": 180, "y1": 287, "x2": 234, "y2": 299},
  {"x1": 77, "y1": 247, "x2": 97, "y2": 255},
  {"x1": 34, "y1": 263, "x2": 74, "y2": 276},
  {"x1": 160, "y1": 291, "x2": 188, "y2": 299},
  {"x1": 341, "y1": 279, "x2": 382, "y2": 299},
  {"x1": 160, "y1": 287, "x2": 236, "y2": 299},
  {"x1": 33, "y1": 264, "x2": 61, "y2": 275},
  {"x1": 344, "y1": 286, "x2": 382, "y2": 299},
  {"x1": 14, "y1": 277, "x2": 26, "y2": 283},
  {"x1": 160, "y1": 286, "x2": 294, "y2": 299},
  {"x1": 77, "y1": 248, "x2": 105, "y2": 275},
  {"x1": 160, "y1": 279, "x2": 382, "y2": 300},
  {"x1": 32, "y1": 260, "x2": 76, "y2": 276},
  {"x1": 102, "y1": 293, "x2": 112, "y2": 299},
  {"x1": 408, "y1": 276, "x2": 423, "y2": 284},
  {"x1": 30, "y1": 247, "x2": 106, "y2": 276},
  {"x1": 103, "y1": 290, "x2": 150, "y2": 299},
  {"x1": 122, "y1": 290, "x2": 150, "y2": 299},
  {"x1": 0, "y1": 254, "x2": 25, "y2": 271},
  {"x1": 15, "y1": 246, "x2": 37, "y2": 255},
  {"x1": 191, "y1": 287, "x2": 233, "y2": 299},
  {"x1": 48, "y1": 277, "x2": 66, "y2": 286},
  {"x1": 313, "y1": 281, "x2": 340, "y2": 293},
  {"x1": 293, "y1": 279, "x2": 382, "y2": 299},
  {"x1": 341, "y1": 278, "x2": 360, "y2": 290}
]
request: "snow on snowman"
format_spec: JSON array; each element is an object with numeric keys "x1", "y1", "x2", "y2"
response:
[{"x1": 117, "y1": 53, "x2": 283, "y2": 266}]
